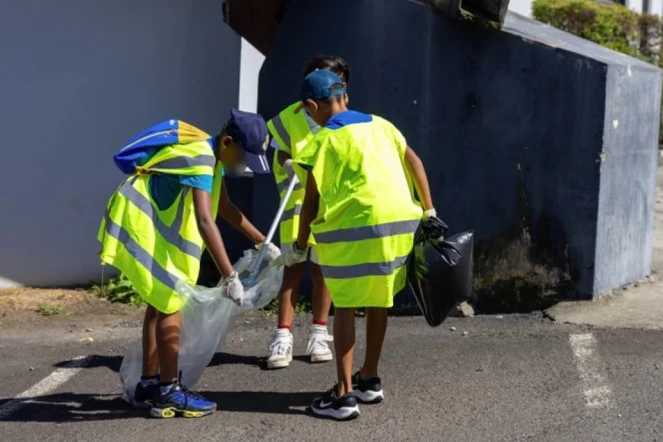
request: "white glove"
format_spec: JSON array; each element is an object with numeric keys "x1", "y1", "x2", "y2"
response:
[
  {"x1": 283, "y1": 159, "x2": 296, "y2": 182},
  {"x1": 272, "y1": 243, "x2": 308, "y2": 267},
  {"x1": 423, "y1": 208, "x2": 437, "y2": 219},
  {"x1": 256, "y1": 242, "x2": 281, "y2": 263},
  {"x1": 220, "y1": 272, "x2": 244, "y2": 306}
]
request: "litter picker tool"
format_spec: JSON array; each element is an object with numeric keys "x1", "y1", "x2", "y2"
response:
[{"x1": 243, "y1": 175, "x2": 300, "y2": 287}]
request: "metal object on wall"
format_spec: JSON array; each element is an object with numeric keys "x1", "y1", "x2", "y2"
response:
[
  {"x1": 224, "y1": 0, "x2": 511, "y2": 56},
  {"x1": 257, "y1": 0, "x2": 662, "y2": 303},
  {"x1": 224, "y1": 0, "x2": 291, "y2": 55},
  {"x1": 432, "y1": 0, "x2": 511, "y2": 27}
]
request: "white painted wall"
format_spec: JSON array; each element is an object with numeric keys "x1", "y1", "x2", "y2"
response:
[
  {"x1": 0, "y1": 0, "x2": 241, "y2": 288},
  {"x1": 239, "y1": 39, "x2": 266, "y2": 113}
]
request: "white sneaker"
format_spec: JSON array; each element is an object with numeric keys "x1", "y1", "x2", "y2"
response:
[
  {"x1": 267, "y1": 329, "x2": 293, "y2": 369},
  {"x1": 306, "y1": 324, "x2": 333, "y2": 363}
]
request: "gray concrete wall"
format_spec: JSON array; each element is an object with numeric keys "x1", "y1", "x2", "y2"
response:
[
  {"x1": 594, "y1": 67, "x2": 661, "y2": 294},
  {"x1": 0, "y1": 0, "x2": 241, "y2": 287}
]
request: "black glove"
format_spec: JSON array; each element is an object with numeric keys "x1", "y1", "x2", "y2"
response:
[{"x1": 422, "y1": 216, "x2": 448, "y2": 239}]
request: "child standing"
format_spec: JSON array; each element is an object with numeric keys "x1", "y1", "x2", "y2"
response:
[
  {"x1": 279, "y1": 70, "x2": 443, "y2": 420},
  {"x1": 99, "y1": 110, "x2": 279, "y2": 418},
  {"x1": 265, "y1": 56, "x2": 351, "y2": 369}
]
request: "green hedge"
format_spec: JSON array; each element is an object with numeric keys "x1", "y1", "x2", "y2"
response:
[
  {"x1": 532, "y1": 0, "x2": 663, "y2": 145},
  {"x1": 532, "y1": 0, "x2": 640, "y2": 56}
]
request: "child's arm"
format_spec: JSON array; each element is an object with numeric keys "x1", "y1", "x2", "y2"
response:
[
  {"x1": 192, "y1": 188, "x2": 234, "y2": 278},
  {"x1": 217, "y1": 178, "x2": 266, "y2": 245},
  {"x1": 404, "y1": 146, "x2": 434, "y2": 212},
  {"x1": 277, "y1": 150, "x2": 296, "y2": 181},
  {"x1": 404, "y1": 146, "x2": 448, "y2": 237},
  {"x1": 270, "y1": 170, "x2": 317, "y2": 268},
  {"x1": 277, "y1": 150, "x2": 292, "y2": 166},
  {"x1": 296, "y1": 171, "x2": 319, "y2": 250}
]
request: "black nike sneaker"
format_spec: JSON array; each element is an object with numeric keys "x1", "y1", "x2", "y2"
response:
[
  {"x1": 310, "y1": 386, "x2": 360, "y2": 421},
  {"x1": 351, "y1": 371, "x2": 384, "y2": 404}
]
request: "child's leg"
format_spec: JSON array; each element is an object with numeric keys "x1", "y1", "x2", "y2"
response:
[
  {"x1": 151, "y1": 308, "x2": 216, "y2": 418},
  {"x1": 276, "y1": 262, "x2": 306, "y2": 328},
  {"x1": 267, "y1": 263, "x2": 305, "y2": 369},
  {"x1": 361, "y1": 308, "x2": 389, "y2": 378},
  {"x1": 156, "y1": 310, "x2": 181, "y2": 384},
  {"x1": 132, "y1": 306, "x2": 161, "y2": 409},
  {"x1": 310, "y1": 263, "x2": 331, "y2": 325},
  {"x1": 142, "y1": 306, "x2": 159, "y2": 377},
  {"x1": 311, "y1": 306, "x2": 360, "y2": 421},
  {"x1": 334, "y1": 307, "x2": 356, "y2": 396},
  {"x1": 306, "y1": 262, "x2": 333, "y2": 363}
]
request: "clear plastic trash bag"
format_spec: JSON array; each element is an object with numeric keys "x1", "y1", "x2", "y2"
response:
[{"x1": 120, "y1": 249, "x2": 282, "y2": 404}]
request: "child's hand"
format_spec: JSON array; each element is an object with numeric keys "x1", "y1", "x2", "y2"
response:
[
  {"x1": 256, "y1": 242, "x2": 281, "y2": 263},
  {"x1": 422, "y1": 209, "x2": 448, "y2": 239},
  {"x1": 283, "y1": 159, "x2": 296, "y2": 182},
  {"x1": 220, "y1": 272, "x2": 244, "y2": 306},
  {"x1": 271, "y1": 243, "x2": 307, "y2": 267}
]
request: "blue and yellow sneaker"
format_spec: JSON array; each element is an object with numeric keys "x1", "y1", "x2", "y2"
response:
[
  {"x1": 132, "y1": 378, "x2": 160, "y2": 409},
  {"x1": 150, "y1": 383, "x2": 217, "y2": 419}
]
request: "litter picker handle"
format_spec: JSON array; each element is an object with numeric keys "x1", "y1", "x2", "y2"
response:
[{"x1": 244, "y1": 175, "x2": 300, "y2": 286}]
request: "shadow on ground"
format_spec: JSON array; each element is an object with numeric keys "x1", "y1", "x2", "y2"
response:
[
  {"x1": 0, "y1": 390, "x2": 317, "y2": 423},
  {"x1": 0, "y1": 394, "x2": 145, "y2": 422},
  {"x1": 53, "y1": 352, "x2": 266, "y2": 374},
  {"x1": 6, "y1": 352, "x2": 315, "y2": 423},
  {"x1": 52, "y1": 351, "x2": 322, "y2": 374}
]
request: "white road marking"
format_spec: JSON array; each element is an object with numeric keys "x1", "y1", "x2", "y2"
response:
[
  {"x1": 569, "y1": 333, "x2": 614, "y2": 410},
  {"x1": 0, "y1": 356, "x2": 90, "y2": 420}
]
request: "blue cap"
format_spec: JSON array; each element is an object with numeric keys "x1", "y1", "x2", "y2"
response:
[
  {"x1": 224, "y1": 109, "x2": 271, "y2": 174},
  {"x1": 300, "y1": 70, "x2": 346, "y2": 102}
]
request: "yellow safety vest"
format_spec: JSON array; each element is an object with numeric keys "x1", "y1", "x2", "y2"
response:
[
  {"x1": 98, "y1": 137, "x2": 223, "y2": 314},
  {"x1": 267, "y1": 102, "x2": 314, "y2": 245},
  {"x1": 295, "y1": 115, "x2": 423, "y2": 308}
]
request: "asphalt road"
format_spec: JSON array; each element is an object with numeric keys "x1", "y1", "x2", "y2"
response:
[{"x1": 1, "y1": 313, "x2": 662, "y2": 442}]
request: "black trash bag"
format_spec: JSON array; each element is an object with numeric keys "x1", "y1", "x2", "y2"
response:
[{"x1": 407, "y1": 227, "x2": 474, "y2": 327}]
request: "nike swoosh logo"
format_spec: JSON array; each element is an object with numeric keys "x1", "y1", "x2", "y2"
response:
[{"x1": 319, "y1": 400, "x2": 333, "y2": 408}]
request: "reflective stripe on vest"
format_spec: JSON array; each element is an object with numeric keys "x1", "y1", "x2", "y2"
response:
[
  {"x1": 314, "y1": 220, "x2": 420, "y2": 244},
  {"x1": 149, "y1": 154, "x2": 216, "y2": 172},
  {"x1": 98, "y1": 137, "x2": 222, "y2": 314},
  {"x1": 103, "y1": 211, "x2": 180, "y2": 291},
  {"x1": 267, "y1": 102, "x2": 315, "y2": 244},
  {"x1": 281, "y1": 204, "x2": 302, "y2": 223},
  {"x1": 276, "y1": 179, "x2": 303, "y2": 194},
  {"x1": 118, "y1": 179, "x2": 201, "y2": 259},
  {"x1": 270, "y1": 115, "x2": 292, "y2": 149},
  {"x1": 297, "y1": 116, "x2": 423, "y2": 307},
  {"x1": 319, "y1": 255, "x2": 410, "y2": 279}
]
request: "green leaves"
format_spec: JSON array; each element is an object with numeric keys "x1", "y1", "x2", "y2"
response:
[
  {"x1": 92, "y1": 274, "x2": 145, "y2": 306},
  {"x1": 533, "y1": 0, "x2": 640, "y2": 57},
  {"x1": 37, "y1": 303, "x2": 63, "y2": 316}
]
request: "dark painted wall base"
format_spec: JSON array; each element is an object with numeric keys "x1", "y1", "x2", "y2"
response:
[{"x1": 255, "y1": 0, "x2": 661, "y2": 309}]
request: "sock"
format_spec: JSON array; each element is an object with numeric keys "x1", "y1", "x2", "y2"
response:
[
  {"x1": 278, "y1": 324, "x2": 291, "y2": 331},
  {"x1": 313, "y1": 320, "x2": 327, "y2": 327}
]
